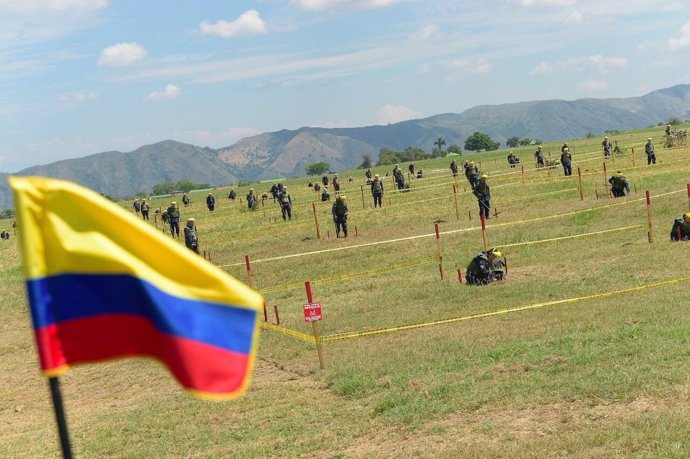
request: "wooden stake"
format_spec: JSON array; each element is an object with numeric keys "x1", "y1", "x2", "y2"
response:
[
  {"x1": 457, "y1": 268, "x2": 463, "y2": 284},
  {"x1": 360, "y1": 185, "x2": 366, "y2": 209},
  {"x1": 577, "y1": 167, "x2": 584, "y2": 201},
  {"x1": 687, "y1": 183, "x2": 690, "y2": 211},
  {"x1": 263, "y1": 303, "x2": 268, "y2": 322},
  {"x1": 646, "y1": 190, "x2": 653, "y2": 243},
  {"x1": 327, "y1": 229, "x2": 330, "y2": 240},
  {"x1": 631, "y1": 147, "x2": 635, "y2": 167},
  {"x1": 355, "y1": 225, "x2": 359, "y2": 237},
  {"x1": 305, "y1": 281, "x2": 325, "y2": 369},
  {"x1": 521, "y1": 165, "x2": 525, "y2": 186},
  {"x1": 312, "y1": 202, "x2": 321, "y2": 240},
  {"x1": 504, "y1": 257, "x2": 508, "y2": 276},
  {"x1": 480, "y1": 212, "x2": 488, "y2": 250},
  {"x1": 273, "y1": 305, "x2": 281, "y2": 325},
  {"x1": 245, "y1": 255, "x2": 253, "y2": 288},
  {"x1": 435, "y1": 223, "x2": 444, "y2": 280},
  {"x1": 468, "y1": 209, "x2": 472, "y2": 221},
  {"x1": 453, "y1": 184, "x2": 460, "y2": 220},
  {"x1": 603, "y1": 162, "x2": 610, "y2": 197}
]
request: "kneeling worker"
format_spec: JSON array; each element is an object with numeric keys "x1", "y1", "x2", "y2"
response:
[
  {"x1": 184, "y1": 218, "x2": 199, "y2": 253},
  {"x1": 608, "y1": 171, "x2": 630, "y2": 197},
  {"x1": 670, "y1": 212, "x2": 690, "y2": 241},
  {"x1": 465, "y1": 248, "x2": 504, "y2": 285}
]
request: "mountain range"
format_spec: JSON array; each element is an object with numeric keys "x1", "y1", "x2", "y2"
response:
[{"x1": 2, "y1": 84, "x2": 689, "y2": 210}]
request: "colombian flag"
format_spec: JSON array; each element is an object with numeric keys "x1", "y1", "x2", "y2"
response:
[{"x1": 10, "y1": 176, "x2": 263, "y2": 399}]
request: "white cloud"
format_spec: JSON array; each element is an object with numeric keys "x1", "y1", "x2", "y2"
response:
[
  {"x1": 578, "y1": 79, "x2": 607, "y2": 92},
  {"x1": 174, "y1": 127, "x2": 261, "y2": 147},
  {"x1": 668, "y1": 20, "x2": 690, "y2": 50},
  {"x1": 564, "y1": 11, "x2": 583, "y2": 24},
  {"x1": 529, "y1": 54, "x2": 627, "y2": 76},
  {"x1": 0, "y1": 0, "x2": 108, "y2": 13},
  {"x1": 412, "y1": 24, "x2": 440, "y2": 41},
  {"x1": 59, "y1": 90, "x2": 97, "y2": 103},
  {"x1": 376, "y1": 104, "x2": 420, "y2": 125},
  {"x1": 200, "y1": 10, "x2": 267, "y2": 38},
  {"x1": 291, "y1": 0, "x2": 411, "y2": 12},
  {"x1": 144, "y1": 84, "x2": 181, "y2": 102},
  {"x1": 447, "y1": 57, "x2": 492, "y2": 76},
  {"x1": 98, "y1": 42, "x2": 147, "y2": 66}
]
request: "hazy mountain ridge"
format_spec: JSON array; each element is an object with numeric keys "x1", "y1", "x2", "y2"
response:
[{"x1": 2, "y1": 84, "x2": 689, "y2": 210}]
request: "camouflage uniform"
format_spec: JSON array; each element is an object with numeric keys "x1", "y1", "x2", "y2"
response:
[
  {"x1": 645, "y1": 139, "x2": 656, "y2": 165},
  {"x1": 465, "y1": 163, "x2": 480, "y2": 190},
  {"x1": 140, "y1": 201, "x2": 150, "y2": 220},
  {"x1": 206, "y1": 194, "x2": 215, "y2": 211},
  {"x1": 279, "y1": 189, "x2": 293, "y2": 221},
  {"x1": 602, "y1": 138, "x2": 612, "y2": 158},
  {"x1": 332, "y1": 175, "x2": 340, "y2": 192},
  {"x1": 246, "y1": 190, "x2": 257, "y2": 210},
  {"x1": 535, "y1": 147, "x2": 545, "y2": 167},
  {"x1": 670, "y1": 214, "x2": 690, "y2": 241},
  {"x1": 332, "y1": 197, "x2": 349, "y2": 238},
  {"x1": 184, "y1": 219, "x2": 199, "y2": 253},
  {"x1": 560, "y1": 148, "x2": 572, "y2": 176},
  {"x1": 450, "y1": 160, "x2": 459, "y2": 177},
  {"x1": 608, "y1": 174, "x2": 630, "y2": 197},
  {"x1": 474, "y1": 177, "x2": 491, "y2": 219},
  {"x1": 166, "y1": 202, "x2": 180, "y2": 238},
  {"x1": 133, "y1": 200, "x2": 141, "y2": 214},
  {"x1": 321, "y1": 187, "x2": 330, "y2": 202},
  {"x1": 465, "y1": 250, "x2": 504, "y2": 285},
  {"x1": 371, "y1": 176, "x2": 384, "y2": 207}
]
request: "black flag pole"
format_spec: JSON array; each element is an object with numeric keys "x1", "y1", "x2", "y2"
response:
[{"x1": 48, "y1": 376, "x2": 74, "y2": 459}]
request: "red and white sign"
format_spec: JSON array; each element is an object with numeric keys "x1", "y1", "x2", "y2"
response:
[{"x1": 303, "y1": 302, "x2": 322, "y2": 322}]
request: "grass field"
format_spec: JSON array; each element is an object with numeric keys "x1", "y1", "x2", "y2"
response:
[{"x1": 2, "y1": 126, "x2": 690, "y2": 458}]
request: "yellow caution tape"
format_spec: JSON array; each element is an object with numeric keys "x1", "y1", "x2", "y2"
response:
[
  {"x1": 260, "y1": 322, "x2": 316, "y2": 344},
  {"x1": 496, "y1": 224, "x2": 643, "y2": 249},
  {"x1": 320, "y1": 274, "x2": 690, "y2": 342}
]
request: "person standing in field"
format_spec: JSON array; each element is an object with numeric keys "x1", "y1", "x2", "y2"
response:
[
  {"x1": 608, "y1": 171, "x2": 630, "y2": 197},
  {"x1": 332, "y1": 195, "x2": 349, "y2": 238},
  {"x1": 184, "y1": 218, "x2": 199, "y2": 253},
  {"x1": 450, "y1": 159, "x2": 459, "y2": 177},
  {"x1": 507, "y1": 151, "x2": 518, "y2": 168},
  {"x1": 535, "y1": 146, "x2": 545, "y2": 168},
  {"x1": 140, "y1": 200, "x2": 150, "y2": 220},
  {"x1": 206, "y1": 193, "x2": 216, "y2": 211},
  {"x1": 465, "y1": 161, "x2": 480, "y2": 190},
  {"x1": 645, "y1": 138, "x2": 656, "y2": 165},
  {"x1": 133, "y1": 199, "x2": 141, "y2": 215},
  {"x1": 166, "y1": 201, "x2": 180, "y2": 238},
  {"x1": 560, "y1": 146, "x2": 572, "y2": 176},
  {"x1": 332, "y1": 174, "x2": 341, "y2": 193},
  {"x1": 279, "y1": 186, "x2": 293, "y2": 221},
  {"x1": 474, "y1": 174, "x2": 491, "y2": 220},
  {"x1": 602, "y1": 136, "x2": 612, "y2": 159},
  {"x1": 371, "y1": 174, "x2": 384, "y2": 208},
  {"x1": 246, "y1": 188, "x2": 257, "y2": 210}
]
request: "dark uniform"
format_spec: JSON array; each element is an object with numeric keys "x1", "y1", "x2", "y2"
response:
[
  {"x1": 166, "y1": 202, "x2": 180, "y2": 238},
  {"x1": 371, "y1": 175, "x2": 384, "y2": 207},
  {"x1": 279, "y1": 188, "x2": 292, "y2": 221},
  {"x1": 535, "y1": 147, "x2": 545, "y2": 167},
  {"x1": 322, "y1": 175, "x2": 329, "y2": 187},
  {"x1": 332, "y1": 196, "x2": 349, "y2": 238},
  {"x1": 206, "y1": 193, "x2": 215, "y2": 211},
  {"x1": 409, "y1": 163, "x2": 415, "y2": 176},
  {"x1": 332, "y1": 175, "x2": 341, "y2": 192},
  {"x1": 140, "y1": 201, "x2": 150, "y2": 220},
  {"x1": 184, "y1": 218, "x2": 199, "y2": 253},
  {"x1": 507, "y1": 152, "x2": 518, "y2": 168},
  {"x1": 645, "y1": 138, "x2": 656, "y2": 165},
  {"x1": 465, "y1": 162, "x2": 480, "y2": 190},
  {"x1": 474, "y1": 176, "x2": 491, "y2": 219},
  {"x1": 560, "y1": 148, "x2": 572, "y2": 176},
  {"x1": 228, "y1": 190, "x2": 237, "y2": 200},
  {"x1": 450, "y1": 160, "x2": 459, "y2": 177},
  {"x1": 608, "y1": 173, "x2": 630, "y2": 197},
  {"x1": 0, "y1": 229, "x2": 9, "y2": 240},
  {"x1": 465, "y1": 249, "x2": 504, "y2": 285},
  {"x1": 602, "y1": 137, "x2": 612, "y2": 158},
  {"x1": 133, "y1": 200, "x2": 141, "y2": 215},
  {"x1": 270, "y1": 184, "x2": 279, "y2": 201},
  {"x1": 321, "y1": 187, "x2": 330, "y2": 202},
  {"x1": 365, "y1": 168, "x2": 372, "y2": 181},
  {"x1": 182, "y1": 193, "x2": 190, "y2": 207},
  {"x1": 670, "y1": 213, "x2": 690, "y2": 241},
  {"x1": 246, "y1": 190, "x2": 257, "y2": 210}
]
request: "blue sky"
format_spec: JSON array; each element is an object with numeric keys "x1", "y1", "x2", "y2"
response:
[{"x1": 1, "y1": 0, "x2": 689, "y2": 172}]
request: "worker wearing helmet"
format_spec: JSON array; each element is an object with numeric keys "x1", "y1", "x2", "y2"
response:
[
  {"x1": 465, "y1": 160, "x2": 480, "y2": 190},
  {"x1": 371, "y1": 173, "x2": 384, "y2": 207},
  {"x1": 535, "y1": 145, "x2": 545, "y2": 168},
  {"x1": 608, "y1": 170, "x2": 630, "y2": 197},
  {"x1": 332, "y1": 195, "x2": 349, "y2": 238},
  {"x1": 206, "y1": 192, "x2": 215, "y2": 211},
  {"x1": 450, "y1": 159, "x2": 459, "y2": 177},
  {"x1": 602, "y1": 136, "x2": 612, "y2": 159},
  {"x1": 321, "y1": 185, "x2": 330, "y2": 202},
  {"x1": 473, "y1": 174, "x2": 491, "y2": 219},
  {"x1": 645, "y1": 138, "x2": 656, "y2": 165},
  {"x1": 279, "y1": 186, "x2": 293, "y2": 221},
  {"x1": 246, "y1": 188, "x2": 257, "y2": 211},
  {"x1": 166, "y1": 201, "x2": 180, "y2": 238},
  {"x1": 466, "y1": 248, "x2": 505, "y2": 285},
  {"x1": 332, "y1": 174, "x2": 341, "y2": 192},
  {"x1": 560, "y1": 146, "x2": 572, "y2": 176},
  {"x1": 184, "y1": 218, "x2": 199, "y2": 253},
  {"x1": 670, "y1": 212, "x2": 690, "y2": 241}
]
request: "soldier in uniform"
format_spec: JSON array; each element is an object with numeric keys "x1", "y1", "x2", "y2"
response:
[
  {"x1": 408, "y1": 163, "x2": 415, "y2": 176},
  {"x1": 184, "y1": 218, "x2": 199, "y2": 253},
  {"x1": 321, "y1": 186, "x2": 330, "y2": 202},
  {"x1": 371, "y1": 173, "x2": 384, "y2": 207},
  {"x1": 465, "y1": 248, "x2": 504, "y2": 285},
  {"x1": 246, "y1": 188, "x2": 257, "y2": 210},
  {"x1": 465, "y1": 161, "x2": 480, "y2": 190},
  {"x1": 608, "y1": 171, "x2": 630, "y2": 197},
  {"x1": 507, "y1": 151, "x2": 518, "y2": 168},
  {"x1": 140, "y1": 200, "x2": 150, "y2": 220},
  {"x1": 393, "y1": 166, "x2": 405, "y2": 190},
  {"x1": 332, "y1": 174, "x2": 341, "y2": 193},
  {"x1": 670, "y1": 212, "x2": 690, "y2": 241},
  {"x1": 602, "y1": 136, "x2": 612, "y2": 159},
  {"x1": 365, "y1": 168, "x2": 372, "y2": 182},
  {"x1": 0, "y1": 229, "x2": 9, "y2": 240},
  {"x1": 560, "y1": 146, "x2": 572, "y2": 176},
  {"x1": 535, "y1": 145, "x2": 545, "y2": 168},
  {"x1": 279, "y1": 186, "x2": 293, "y2": 220},
  {"x1": 332, "y1": 195, "x2": 349, "y2": 238},
  {"x1": 322, "y1": 175, "x2": 329, "y2": 187},
  {"x1": 645, "y1": 138, "x2": 656, "y2": 165},
  {"x1": 206, "y1": 193, "x2": 216, "y2": 211},
  {"x1": 166, "y1": 201, "x2": 180, "y2": 238},
  {"x1": 228, "y1": 189, "x2": 237, "y2": 200},
  {"x1": 182, "y1": 193, "x2": 190, "y2": 207},
  {"x1": 474, "y1": 174, "x2": 491, "y2": 219},
  {"x1": 450, "y1": 159, "x2": 459, "y2": 177},
  {"x1": 133, "y1": 199, "x2": 141, "y2": 215}
]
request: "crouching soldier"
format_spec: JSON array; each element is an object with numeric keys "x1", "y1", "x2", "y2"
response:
[
  {"x1": 184, "y1": 218, "x2": 199, "y2": 254},
  {"x1": 670, "y1": 212, "x2": 690, "y2": 241},
  {"x1": 466, "y1": 248, "x2": 504, "y2": 285},
  {"x1": 608, "y1": 171, "x2": 630, "y2": 197},
  {"x1": 321, "y1": 186, "x2": 330, "y2": 202},
  {"x1": 332, "y1": 195, "x2": 349, "y2": 238}
]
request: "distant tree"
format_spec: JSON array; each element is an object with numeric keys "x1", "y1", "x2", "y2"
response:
[
  {"x1": 447, "y1": 144, "x2": 462, "y2": 155},
  {"x1": 358, "y1": 154, "x2": 373, "y2": 169},
  {"x1": 0, "y1": 210, "x2": 13, "y2": 219},
  {"x1": 304, "y1": 161, "x2": 330, "y2": 176},
  {"x1": 506, "y1": 136, "x2": 520, "y2": 148},
  {"x1": 152, "y1": 180, "x2": 210, "y2": 196},
  {"x1": 667, "y1": 117, "x2": 682, "y2": 126},
  {"x1": 433, "y1": 137, "x2": 446, "y2": 152},
  {"x1": 586, "y1": 132, "x2": 595, "y2": 138},
  {"x1": 464, "y1": 131, "x2": 500, "y2": 152},
  {"x1": 518, "y1": 138, "x2": 532, "y2": 146}
]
